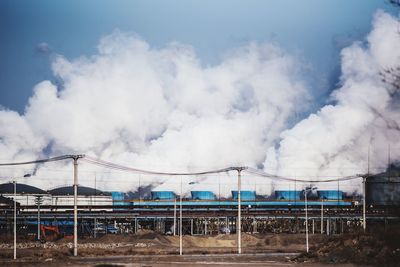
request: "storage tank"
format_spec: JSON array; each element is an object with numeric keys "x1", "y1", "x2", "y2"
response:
[
  {"x1": 151, "y1": 191, "x2": 176, "y2": 200},
  {"x1": 191, "y1": 191, "x2": 215, "y2": 200},
  {"x1": 317, "y1": 190, "x2": 343, "y2": 200},
  {"x1": 275, "y1": 190, "x2": 302, "y2": 200},
  {"x1": 231, "y1": 191, "x2": 256, "y2": 201},
  {"x1": 366, "y1": 170, "x2": 400, "y2": 206}
]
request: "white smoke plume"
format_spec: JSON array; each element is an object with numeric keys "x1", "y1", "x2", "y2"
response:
[
  {"x1": 1, "y1": 11, "x2": 399, "y2": 196},
  {"x1": 0, "y1": 31, "x2": 308, "y2": 194},
  {"x1": 264, "y1": 11, "x2": 400, "y2": 193}
]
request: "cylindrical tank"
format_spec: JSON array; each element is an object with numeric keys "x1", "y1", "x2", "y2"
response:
[
  {"x1": 191, "y1": 191, "x2": 215, "y2": 200},
  {"x1": 231, "y1": 191, "x2": 256, "y2": 201},
  {"x1": 366, "y1": 175, "x2": 400, "y2": 206},
  {"x1": 151, "y1": 191, "x2": 176, "y2": 200},
  {"x1": 275, "y1": 190, "x2": 302, "y2": 200},
  {"x1": 317, "y1": 190, "x2": 343, "y2": 200}
]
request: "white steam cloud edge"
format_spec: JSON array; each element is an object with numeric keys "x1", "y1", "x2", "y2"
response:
[
  {"x1": 264, "y1": 11, "x2": 400, "y2": 193},
  {"x1": 0, "y1": 31, "x2": 308, "y2": 194},
  {"x1": 0, "y1": 10, "x2": 399, "y2": 196}
]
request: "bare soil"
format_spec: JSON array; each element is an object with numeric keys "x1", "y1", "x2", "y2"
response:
[
  {"x1": 293, "y1": 228, "x2": 400, "y2": 266},
  {"x1": 0, "y1": 229, "x2": 398, "y2": 266}
]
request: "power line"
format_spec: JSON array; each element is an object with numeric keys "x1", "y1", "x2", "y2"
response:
[
  {"x1": 82, "y1": 155, "x2": 236, "y2": 176},
  {"x1": 0, "y1": 155, "x2": 77, "y2": 166},
  {"x1": 0, "y1": 154, "x2": 367, "y2": 182},
  {"x1": 245, "y1": 167, "x2": 364, "y2": 183}
]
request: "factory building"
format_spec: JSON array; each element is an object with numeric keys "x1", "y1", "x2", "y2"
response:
[
  {"x1": 49, "y1": 186, "x2": 113, "y2": 209},
  {"x1": 0, "y1": 183, "x2": 52, "y2": 208}
]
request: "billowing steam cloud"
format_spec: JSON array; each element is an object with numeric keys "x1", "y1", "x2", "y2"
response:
[
  {"x1": 0, "y1": 31, "x2": 307, "y2": 193},
  {"x1": 0, "y1": 11, "x2": 399, "y2": 196},
  {"x1": 264, "y1": 11, "x2": 400, "y2": 192}
]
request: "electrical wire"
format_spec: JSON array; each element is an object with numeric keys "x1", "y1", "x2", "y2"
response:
[
  {"x1": 0, "y1": 155, "x2": 75, "y2": 166},
  {"x1": 245, "y1": 167, "x2": 365, "y2": 183},
  {"x1": 82, "y1": 155, "x2": 235, "y2": 176},
  {"x1": 0, "y1": 154, "x2": 367, "y2": 182}
]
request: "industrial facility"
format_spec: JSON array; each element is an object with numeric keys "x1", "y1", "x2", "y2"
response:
[{"x1": 1, "y1": 168, "x2": 399, "y2": 242}]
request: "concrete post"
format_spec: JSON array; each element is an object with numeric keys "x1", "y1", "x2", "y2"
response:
[{"x1": 73, "y1": 158, "x2": 78, "y2": 257}]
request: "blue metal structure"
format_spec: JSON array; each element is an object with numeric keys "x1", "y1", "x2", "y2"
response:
[
  {"x1": 111, "y1": 191, "x2": 130, "y2": 206},
  {"x1": 318, "y1": 190, "x2": 343, "y2": 200},
  {"x1": 275, "y1": 190, "x2": 302, "y2": 200},
  {"x1": 191, "y1": 191, "x2": 215, "y2": 200},
  {"x1": 151, "y1": 191, "x2": 176, "y2": 200},
  {"x1": 231, "y1": 191, "x2": 256, "y2": 201},
  {"x1": 130, "y1": 200, "x2": 351, "y2": 207}
]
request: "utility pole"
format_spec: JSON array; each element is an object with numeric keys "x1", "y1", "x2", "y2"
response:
[
  {"x1": 35, "y1": 196, "x2": 43, "y2": 240},
  {"x1": 179, "y1": 177, "x2": 183, "y2": 256},
  {"x1": 72, "y1": 155, "x2": 84, "y2": 257},
  {"x1": 321, "y1": 199, "x2": 324, "y2": 234},
  {"x1": 363, "y1": 144, "x2": 370, "y2": 232},
  {"x1": 305, "y1": 191, "x2": 309, "y2": 253},
  {"x1": 94, "y1": 173, "x2": 97, "y2": 238},
  {"x1": 363, "y1": 176, "x2": 366, "y2": 232},
  {"x1": 173, "y1": 197, "x2": 176, "y2": 236},
  {"x1": 235, "y1": 167, "x2": 247, "y2": 254},
  {"x1": 11, "y1": 174, "x2": 31, "y2": 260},
  {"x1": 13, "y1": 181, "x2": 16, "y2": 260}
]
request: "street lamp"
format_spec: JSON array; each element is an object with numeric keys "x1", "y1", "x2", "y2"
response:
[
  {"x1": 304, "y1": 186, "x2": 317, "y2": 253},
  {"x1": 12, "y1": 173, "x2": 31, "y2": 260}
]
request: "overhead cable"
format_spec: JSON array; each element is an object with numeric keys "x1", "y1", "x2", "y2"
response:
[
  {"x1": 0, "y1": 155, "x2": 76, "y2": 166},
  {"x1": 245, "y1": 167, "x2": 364, "y2": 183},
  {"x1": 82, "y1": 155, "x2": 235, "y2": 176}
]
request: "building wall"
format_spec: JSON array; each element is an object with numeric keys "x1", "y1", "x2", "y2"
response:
[
  {"x1": 51, "y1": 195, "x2": 113, "y2": 206},
  {"x1": 2, "y1": 194, "x2": 52, "y2": 206}
]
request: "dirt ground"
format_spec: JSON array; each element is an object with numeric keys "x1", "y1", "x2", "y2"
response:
[
  {"x1": 0, "y1": 229, "x2": 399, "y2": 266},
  {"x1": 294, "y1": 227, "x2": 400, "y2": 266}
]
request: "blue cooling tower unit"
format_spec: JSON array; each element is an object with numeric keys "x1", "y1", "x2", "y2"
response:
[
  {"x1": 111, "y1": 191, "x2": 130, "y2": 206},
  {"x1": 231, "y1": 191, "x2": 256, "y2": 201},
  {"x1": 275, "y1": 190, "x2": 302, "y2": 200},
  {"x1": 151, "y1": 191, "x2": 176, "y2": 200},
  {"x1": 317, "y1": 190, "x2": 343, "y2": 200},
  {"x1": 191, "y1": 191, "x2": 215, "y2": 200}
]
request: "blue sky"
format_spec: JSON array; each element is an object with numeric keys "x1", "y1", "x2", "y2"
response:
[{"x1": 0, "y1": 0, "x2": 397, "y2": 113}]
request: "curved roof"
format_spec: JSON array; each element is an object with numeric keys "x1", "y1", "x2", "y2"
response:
[
  {"x1": 0, "y1": 183, "x2": 47, "y2": 194},
  {"x1": 49, "y1": 185, "x2": 110, "y2": 196}
]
